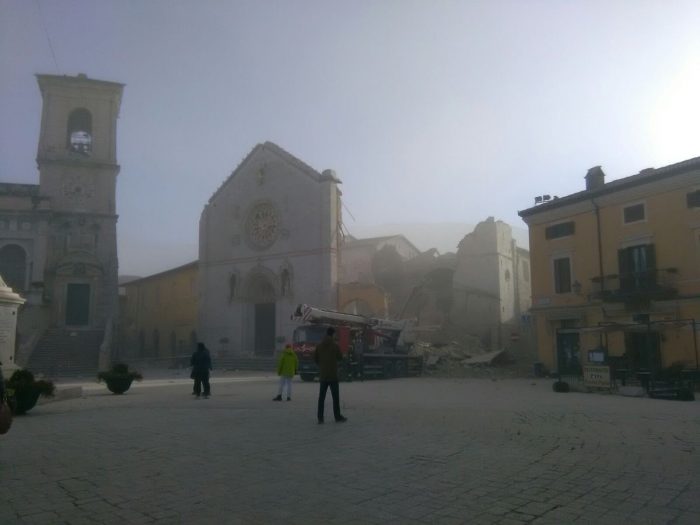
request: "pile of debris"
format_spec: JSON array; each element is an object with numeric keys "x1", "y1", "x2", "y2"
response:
[{"x1": 408, "y1": 327, "x2": 530, "y2": 379}]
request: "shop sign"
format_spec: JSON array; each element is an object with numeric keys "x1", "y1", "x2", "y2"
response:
[{"x1": 583, "y1": 365, "x2": 611, "y2": 387}]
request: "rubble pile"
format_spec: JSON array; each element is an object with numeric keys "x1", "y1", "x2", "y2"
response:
[{"x1": 409, "y1": 327, "x2": 530, "y2": 379}]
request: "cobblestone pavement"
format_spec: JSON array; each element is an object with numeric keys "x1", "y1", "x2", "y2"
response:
[{"x1": 1, "y1": 374, "x2": 699, "y2": 524}]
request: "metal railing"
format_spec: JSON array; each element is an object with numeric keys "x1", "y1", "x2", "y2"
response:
[{"x1": 590, "y1": 268, "x2": 678, "y2": 303}]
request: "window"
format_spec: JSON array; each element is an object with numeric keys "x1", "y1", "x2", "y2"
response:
[
  {"x1": 522, "y1": 260, "x2": 530, "y2": 282},
  {"x1": 687, "y1": 190, "x2": 700, "y2": 208},
  {"x1": 618, "y1": 244, "x2": 656, "y2": 291},
  {"x1": 623, "y1": 203, "x2": 645, "y2": 224},
  {"x1": 553, "y1": 257, "x2": 571, "y2": 294},
  {"x1": 66, "y1": 108, "x2": 92, "y2": 155},
  {"x1": 545, "y1": 221, "x2": 575, "y2": 239}
]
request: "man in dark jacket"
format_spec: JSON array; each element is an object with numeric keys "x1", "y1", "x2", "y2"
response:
[
  {"x1": 191, "y1": 343, "x2": 212, "y2": 398},
  {"x1": 314, "y1": 327, "x2": 347, "y2": 423}
]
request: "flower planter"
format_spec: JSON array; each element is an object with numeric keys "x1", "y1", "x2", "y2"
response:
[
  {"x1": 98, "y1": 364, "x2": 142, "y2": 394},
  {"x1": 104, "y1": 377, "x2": 134, "y2": 394},
  {"x1": 6, "y1": 369, "x2": 55, "y2": 415},
  {"x1": 11, "y1": 388, "x2": 41, "y2": 415}
]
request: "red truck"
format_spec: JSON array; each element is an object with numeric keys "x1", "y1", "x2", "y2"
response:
[{"x1": 291, "y1": 304, "x2": 423, "y2": 381}]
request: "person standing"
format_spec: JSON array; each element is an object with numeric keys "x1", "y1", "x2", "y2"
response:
[
  {"x1": 191, "y1": 343, "x2": 212, "y2": 399},
  {"x1": 273, "y1": 343, "x2": 298, "y2": 401},
  {"x1": 314, "y1": 327, "x2": 347, "y2": 424}
]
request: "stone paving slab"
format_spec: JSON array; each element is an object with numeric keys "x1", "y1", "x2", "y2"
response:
[{"x1": 1, "y1": 376, "x2": 699, "y2": 524}]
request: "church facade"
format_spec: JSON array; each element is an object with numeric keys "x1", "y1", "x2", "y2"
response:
[
  {"x1": 0, "y1": 74, "x2": 123, "y2": 373},
  {"x1": 198, "y1": 142, "x2": 342, "y2": 357}
]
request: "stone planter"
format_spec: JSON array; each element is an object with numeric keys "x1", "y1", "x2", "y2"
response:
[
  {"x1": 11, "y1": 388, "x2": 41, "y2": 415},
  {"x1": 104, "y1": 376, "x2": 134, "y2": 394},
  {"x1": 98, "y1": 364, "x2": 142, "y2": 394}
]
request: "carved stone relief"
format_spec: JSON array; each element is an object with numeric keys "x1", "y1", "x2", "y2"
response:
[
  {"x1": 228, "y1": 268, "x2": 241, "y2": 303},
  {"x1": 279, "y1": 261, "x2": 293, "y2": 297}
]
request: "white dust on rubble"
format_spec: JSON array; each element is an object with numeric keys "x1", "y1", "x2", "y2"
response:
[{"x1": 408, "y1": 330, "x2": 529, "y2": 379}]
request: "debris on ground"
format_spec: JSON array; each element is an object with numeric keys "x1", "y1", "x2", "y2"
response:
[{"x1": 408, "y1": 326, "x2": 533, "y2": 379}]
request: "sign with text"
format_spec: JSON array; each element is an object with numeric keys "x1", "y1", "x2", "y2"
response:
[{"x1": 583, "y1": 365, "x2": 611, "y2": 388}]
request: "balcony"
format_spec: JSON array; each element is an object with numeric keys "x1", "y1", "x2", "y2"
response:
[{"x1": 590, "y1": 268, "x2": 678, "y2": 304}]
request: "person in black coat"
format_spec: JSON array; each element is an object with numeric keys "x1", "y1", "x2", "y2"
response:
[{"x1": 190, "y1": 343, "x2": 212, "y2": 398}]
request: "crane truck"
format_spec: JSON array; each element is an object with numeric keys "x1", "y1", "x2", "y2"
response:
[{"x1": 290, "y1": 303, "x2": 423, "y2": 381}]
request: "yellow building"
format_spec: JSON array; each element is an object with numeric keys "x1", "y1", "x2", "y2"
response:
[
  {"x1": 118, "y1": 261, "x2": 198, "y2": 364},
  {"x1": 518, "y1": 157, "x2": 700, "y2": 378}
]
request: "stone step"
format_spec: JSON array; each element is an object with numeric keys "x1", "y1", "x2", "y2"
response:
[{"x1": 27, "y1": 329, "x2": 104, "y2": 378}]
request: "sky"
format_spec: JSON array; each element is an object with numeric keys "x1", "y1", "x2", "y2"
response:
[{"x1": 1, "y1": 0, "x2": 699, "y2": 276}]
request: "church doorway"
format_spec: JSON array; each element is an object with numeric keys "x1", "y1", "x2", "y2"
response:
[
  {"x1": 244, "y1": 271, "x2": 277, "y2": 356},
  {"x1": 254, "y1": 303, "x2": 276, "y2": 355},
  {"x1": 66, "y1": 283, "x2": 90, "y2": 326}
]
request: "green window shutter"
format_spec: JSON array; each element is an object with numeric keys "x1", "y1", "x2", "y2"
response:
[
  {"x1": 618, "y1": 248, "x2": 632, "y2": 291},
  {"x1": 645, "y1": 244, "x2": 657, "y2": 287}
]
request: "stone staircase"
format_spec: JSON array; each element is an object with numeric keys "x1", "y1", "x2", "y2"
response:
[{"x1": 26, "y1": 328, "x2": 104, "y2": 378}]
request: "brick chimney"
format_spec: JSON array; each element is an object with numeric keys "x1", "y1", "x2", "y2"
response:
[{"x1": 585, "y1": 166, "x2": 605, "y2": 190}]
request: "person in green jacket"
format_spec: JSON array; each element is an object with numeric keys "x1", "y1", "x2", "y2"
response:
[
  {"x1": 314, "y1": 327, "x2": 347, "y2": 423},
  {"x1": 273, "y1": 344, "x2": 299, "y2": 401}
]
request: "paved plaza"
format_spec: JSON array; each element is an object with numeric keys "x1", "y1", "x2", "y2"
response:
[{"x1": 1, "y1": 373, "x2": 699, "y2": 524}]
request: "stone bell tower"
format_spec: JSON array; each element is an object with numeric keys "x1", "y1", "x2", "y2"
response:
[{"x1": 35, "y1": 73, "x2": 123, "y2": 331}]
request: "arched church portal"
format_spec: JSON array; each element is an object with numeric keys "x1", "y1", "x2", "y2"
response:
[{"x1": 245, "y1": 272, "x2": 277, "y2": 356}]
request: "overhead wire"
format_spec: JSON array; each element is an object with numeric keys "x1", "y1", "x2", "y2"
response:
[
  {"x1": 34, "y1": 0, "x2": 60, "y2": 74},
  {"x1": 341, "y1": 201, "x2": 357, "y2": 239}
]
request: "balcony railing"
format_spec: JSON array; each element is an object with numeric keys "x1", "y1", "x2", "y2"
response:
[{"x1": 590, "y1": 268, "x2": 678, "y2": 303}]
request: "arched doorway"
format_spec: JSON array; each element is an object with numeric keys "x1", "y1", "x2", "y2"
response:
[
  {"x1": 245, "y1": 273, "x2": 276, "y2": 356},
  {"x1": 0, "y1": 244, "x2": 27, "y2": 292}
]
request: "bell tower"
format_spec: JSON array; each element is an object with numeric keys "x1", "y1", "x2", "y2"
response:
[
  {"x1": 36, "y1": 73, "x2": 123, "y2": 214},
  {"x1": 34, "y1": 73, "x2": 124, "y2": 333}
]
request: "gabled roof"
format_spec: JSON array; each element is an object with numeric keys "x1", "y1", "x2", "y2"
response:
[
  {"x1": 518, "y1": 155, "x2": 700, "y2": 218},
  {"x1": 208, "y1": 141, "x2": 338, "y2": 204}
]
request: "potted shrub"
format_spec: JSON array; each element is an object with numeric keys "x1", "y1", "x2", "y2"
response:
[
  {"x1": 97, "y1": 363, "x2": 143, "y2": 394},
  {"x1": 6, "y1": 369, "x2": 55, "y2": 415}
]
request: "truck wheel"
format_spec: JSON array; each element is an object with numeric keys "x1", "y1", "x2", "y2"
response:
[{"x1": 300, "y1": 373, "x2": 315, "y2": 382}]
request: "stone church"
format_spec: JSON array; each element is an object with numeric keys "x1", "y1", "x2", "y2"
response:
[
  {"x1": 198, "y1": 142, "x2": 342, "y2": 357},
  {"x1": 0, "y1": 74, "x2": 123, "y2": 374}
]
